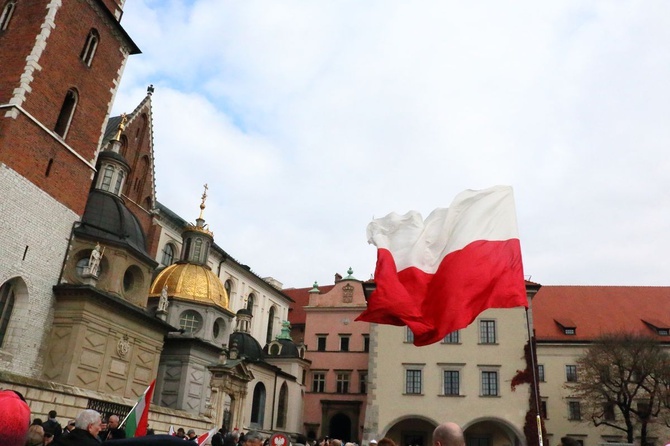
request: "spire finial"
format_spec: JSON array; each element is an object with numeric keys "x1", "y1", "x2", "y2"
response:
[
  {"x1": 113, "y1": 113, "x2": 127, "y2": 141},
  {"x1": 147, "y1": 84, "x2": 154, "y2": 95},
  {"x1": 198, "y1": 183, "x2": 208, "y2": 219}
]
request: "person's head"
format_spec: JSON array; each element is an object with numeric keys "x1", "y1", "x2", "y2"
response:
[
  {"x1": 26, "y1": 424, "x2": 45, "y2": 446},
  {"x1": 560, "y1": 437, "x2": 580, "y2": 446},
  {"x1": 75, "y1": 409, "x2": 102, "y2": 438},
  {"x1": 0, "y1": 390, "x2": 31, "y2": 446},
  {"x1": 369, "y1": 440, "x2": 377, "y2": 446},
  {"x1": 32, "y1": 419, "x2": 43, "y2": 426},
  {"x1": 177, "y1": 428, "x2": 186, "y2": 438},
  {"x1": 331, "y1": 439, "x2": 343, "y2": 446},
  {"x1": 433, "y1": 423, "x2": 465, "y2": 446},
  {"x1": 43, "y1": 427, "x2": 55, "y2": 445},
  {"x1": 108, "y1": 415, "x2": 120, "y2": 429},
  {"x1": 188, "y1": 429, "x2": 197, "y2": 439},
  {"x1": 66, "y1": 420, "x2": 75, "y2": 432},
  {"x1": 244, "y1": 431, "x2": 264, "y2": 446},
  {"x1": 377, "y1": 439, "x2": 396, "y2": 446},
  {"x1": 48, "y1": 410, "x2": 57, "y2": 419}
]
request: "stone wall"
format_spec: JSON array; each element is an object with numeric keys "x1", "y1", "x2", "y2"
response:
[{"x1": 0, "y1": 371, "x2": 215, "y2": 437}]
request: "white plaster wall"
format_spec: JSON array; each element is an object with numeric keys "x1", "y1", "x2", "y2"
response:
[{"x1": 0, "y1": 164, "x2": 78, "y2": 376}]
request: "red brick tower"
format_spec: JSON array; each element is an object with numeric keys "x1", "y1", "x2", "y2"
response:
[
  {"x1": 0, "y1": 0, "x2": 139, "y2": 214},
  {"x1": 0, "y1": 0, "x2": 140, "y2": 377}
]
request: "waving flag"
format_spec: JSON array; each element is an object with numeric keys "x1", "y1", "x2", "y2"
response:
[
  {"x1": 197, "y1": 427, "x2": 219, "y2": 445},
  {"x1": 123, "y1": 380, "x2": 156, "y2": 437},
  {"x1": 356, "y1": 185, "x2": 527, "y2": 346}
]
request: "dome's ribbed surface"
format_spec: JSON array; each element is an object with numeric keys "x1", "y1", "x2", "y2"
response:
[{"x1": 150, "y1": 263, "x2": 229, "y2": 309}]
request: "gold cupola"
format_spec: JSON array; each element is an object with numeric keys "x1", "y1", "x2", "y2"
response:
[{"x1": 149, "y1": 184, "x2": 229, "y2": 309}]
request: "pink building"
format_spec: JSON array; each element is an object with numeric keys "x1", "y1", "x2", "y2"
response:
[{"x1": 286, "y1": 270, "x2": 370, "y2": 443}]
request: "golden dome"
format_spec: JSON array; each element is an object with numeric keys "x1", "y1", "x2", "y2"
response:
[{"x1": 150, "y1": 262, "x2": 229, "y2": 309}]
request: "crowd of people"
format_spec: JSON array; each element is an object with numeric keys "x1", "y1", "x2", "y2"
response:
[{"x1": 0, "y1": 388, "x2": 582, "y2": 446}]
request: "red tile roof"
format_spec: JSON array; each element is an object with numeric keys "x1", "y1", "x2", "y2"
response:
[
  {"x1": 284, "y1": 284, "x2": 335, "y2": 325},
  {"x1": 533, "y1": 286, "x2": 670, "y2": 342}
]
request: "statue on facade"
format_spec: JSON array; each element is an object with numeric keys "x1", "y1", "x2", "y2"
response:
[
  {"x1": 87, "y1": 243, "x2": 103, "y2": 277},
  {"x1": 158, "y1": 284, "x2": 169, "y2": 313}
]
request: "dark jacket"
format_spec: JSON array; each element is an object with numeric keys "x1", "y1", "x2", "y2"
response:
[
  {"x1": 54, "y1": 428, "x2": 101, "y2": 446},
  {"x1": 43, "y1": 419, "x2": 63, "y2": 439},
  {"x1": 106, "y1": 435, "x2": 191, "y2": 445}
]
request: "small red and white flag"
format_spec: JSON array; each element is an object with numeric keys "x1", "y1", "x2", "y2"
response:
[
  {"x1": 197, "y1": 427, "x2": 219, "y2": 445},
  {"x1": 356, "y1": 185, "x2": 527, "y2": 346},
  {"x1": 168, "y1": 425, "x2": 175, "y2": 436}
]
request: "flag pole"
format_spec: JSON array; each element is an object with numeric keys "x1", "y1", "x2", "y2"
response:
[
  {"x1": 524, "y1": 305, "x2": 543, "y2": 446},
  {"x1": 118, "y1": 399, "x2": 140, "y2": 429}
]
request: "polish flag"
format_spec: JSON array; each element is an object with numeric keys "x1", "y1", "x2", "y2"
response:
[
  {"x1": 197, "y1": 427, "x2": 219, "y2": 445},
  {"x1": 356, "y1": 185, "x2": 527, "y2": 346}
]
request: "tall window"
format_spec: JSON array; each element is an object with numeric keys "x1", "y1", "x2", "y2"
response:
[
  {"x1": 339, "y1": 335, "x2": 350, "y2": 352},
  {"x1": 224, "y1": 280, "x2": 232, "y2": 299},
  {"x1": 100, "y1": 166, "x2": 114, "y2": 190},
  {"x1": 54, "y1": 89, "x2": 78, "y2": 138},
  {"x1": 193, "y1": 238, "x2": 203, "y2": 262},
  {"x1": 336, "y1": 372, "x2": 350, "y2": 394},
  {"x1": 405, "y1": 369, "x2": 422, "y2": 394},
  {"x1": 604, "y1": 402, "x2": 616, "y2": 421},
  {"x1": 540, "y1": 400, "x2": 548, "y2": 419},
  {"x1": 481, "y1": 371, "x2": 499, "y2": 396},
  {"x1": 266, "y1": 307, "x2": 275, "y2": 344},
  {"x1": 161, "y1": 244, "x2": 175, "y2": 266},
  {"x1": 359, "y1": 372, "x2": 368, "y2": 394},
  {"x1": 568, "y1": 401, "x2": 582, "y2": 420},
  {"x1": 363, "y1": 334, "x2": 370, "y2": 352},
  {"x1": 443, "y1": 371, "x2": 460, "y2": 396},
  {"x1": 250, "y1": 383, "x2": 266, "y2": 427},
  {"x1": 479, "y1": 320, "x2": 497, "y2": 344},
  {"x1": 405, "y1": 327, "x2": 414, "y2": 343},
  {"x1": 276, "y1": 383, "x2": 288, "y2": 428},
  {"x1": 113, "y1": 170, "x2": 125, "y2": 195},
  {"x1": 566, "y1": 365, "x2": 578, "y2": 382},
  {"x1": 312, "y1": 372, "x2": 325, "y2": 393},
  {"x1": 247, "y1": 293, "x2": 255, "y2": 314},
  {"x1": 0, "y1": 1, "x2": 16, "y2": 31},
  {"x1": 316, "y1": 335, "x2": 327, "y2": 351},
  {"x1": 538, "y1": 364, "x2": 545, "y2": 382},
  {"x1": 443, "y1": 330, "x2": 460, "y2": 344},
  {"x1": 80, "y1": 29, "x2": 99, "y2": 66},
  {"x1": 0, "y1": 281, "x2": 16, "y2": 347}
]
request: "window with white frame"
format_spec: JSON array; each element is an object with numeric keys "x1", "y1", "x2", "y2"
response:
[
  {"x1": 481, "y1": 370, "x2": 499, "y2": 396},
  {"x1": 54, "y1": 88, "x2": 78, "y2": 138},
  {"x1": 479, "y1": 320, "x2": 497, "y2": 344},
  {"x1": 404, "y1": 367, "x2": 423, "y2": 394},
  {"x1": 442, "y1": 330, "x2": 460, "y2": 344},
  {"x1": 0, "y1": 1, "x2": 16, "y2": 31},
  {"x1": 80, "y1": 28, "x2": 99, "y2": 66},
  {"x1": 538, "y1": 364, "x2": 545, "y2": 382},
  {"x1": 311, "y1": 372, "x2": 325, "y2": 393},
  {"x1": 443, "y1": 370, "x2": 460, "y2": 396},
  {"x1": 359, "y1": 371, "x2": 367, "y2": 394},
  {"x1": 161, "y1": 243, "x2": 175, "y2": 266},
  {"x1": 339, "y1": 334, "x2": 350, "y2": 352},
  {"x1": 316, "y1": 335, "x2": 327, "y2": 351},
  {"x1": 566, "y1": 365, "x2": 578, "y2": 382},
  {"x1": 405, "y1": 326, "x2": 414, "y2": 343},
  {"x1": 336, "y1": 372, "x2": 350, "y2": 394},
  {"x1": 568, "y1": 401, "x2": 582, "y2": 420}
]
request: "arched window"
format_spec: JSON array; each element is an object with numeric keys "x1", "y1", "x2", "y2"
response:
[
  {"x1": 80, "y1": 28, "x2": 99, "y2": 66},
  {"x1": 0, "y1": 281, "x2": 17, "y2": 347},
  {"x1": 100, "y1": 165, "x2": 114, "y2": 191},
  {"x1": 224, "y1": 280, "x2": 232, "y2": 299},
  {"x1": 113, "y1": 170, "x2": 125, "y2": 195},
  {"x1": 193, "y1": 238, "x2": 203, "y2": 262},
  {"x1": 247, "y1": 293, "x2": 255, "y2": 315},
  {"x1": 54, "y1": 89, "x2": 78, "y2": 138},
  {"x1": 250, "y1": 382, "x2": 266, "y2": 427},
  {"x1": 266, "y1": 306, "x2": 275, "y2": 344},
  {"x1": 276, "y1": 382, "x2": 288, "y2": 428},
  {"x1": 161, "y1": 244, "x2": 175, "y2": 266},
  {"x1": 0, "y1": 1, "x2": 16, "y2": 31}
]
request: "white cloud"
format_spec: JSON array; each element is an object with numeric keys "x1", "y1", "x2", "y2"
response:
[{"x1": 113, "y1": 1, "x2": 670, "y2": 287}]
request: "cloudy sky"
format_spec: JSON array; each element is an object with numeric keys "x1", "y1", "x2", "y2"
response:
[{"x1": 111, "y1": 1, "x2": 670, "y2": 289}]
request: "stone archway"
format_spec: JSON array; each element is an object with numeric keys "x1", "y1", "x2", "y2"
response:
[
  {"x1": 463, "y1": 418, "x2": 525, "y2": 446},
  {"x1": 384, "y1": 416, "x2": 438, "y2": 446}
]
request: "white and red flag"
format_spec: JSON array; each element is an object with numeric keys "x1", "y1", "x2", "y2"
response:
[
  {"x1": 123, "y1": 380, "x2": 156, "y2": 437},
  {"x1": 356, "y1": 185, "x2": 527, "y2": 346},
  {"x1": 197, "y1": 427, "x2": 219, "y2": 445}
]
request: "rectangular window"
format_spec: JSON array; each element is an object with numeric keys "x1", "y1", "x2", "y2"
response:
[
  {"x1": 336, "y1": 372, "x2": 350, "y2": 394},
  {"x1": 359, "y1": 372, "x2": 368, "y2": 394},
  {"x1": 312, "y1": 372, "x2": 325, "y2": 393},
  {"x1": 340, "y1": 335, "x2": 350, "y2": 352},
  {"x1": 405, "y1": 369, "x2": 422, "y2": 394},
  {"x1": 442, "y1": 330, "x2": 460, "y2": 344},
  {"x1": 540, "y1": 400, "x2": 548, "y2": 419},
  {"x1": 566, "y1": 365, "x2": 578, "y2": 382},
  {"x1": 604, "y1": 402, "x2": 616, "y2": 421},
  {"x1": 405, "y1": 327, "x2": 414, "y2": 343},
  {"x1": 443, "y1": 371, "x2": 460, "y2": 395},
  {"x1": 481, "y1": 371, "x2": 499, "y2": 396},
  {"x1": 538, "y1": 364, "x2": 545, "y2": 382},
  {"x1": 363, "y1": 334, "x2": 370, "y2": 352},
  {"x1": 479, "y1": 320, "x2": 496, "y2": 344},
  {"x1": 568, "y1": 401, "x2": 582, "y2": 420},
  {"x1": 316, "y1": 335, "x2": 327, "y2": 352}
]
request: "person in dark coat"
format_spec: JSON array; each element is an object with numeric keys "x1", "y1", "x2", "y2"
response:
[
  {"x1": 43, "y1": 410, "x2": 63, "y2": 440},
  {"x1": 53, "y1": 409, "x2": 103, "y2": 446}
]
